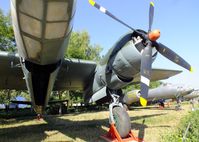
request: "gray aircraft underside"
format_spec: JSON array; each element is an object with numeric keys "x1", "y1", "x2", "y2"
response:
[
  {"x1": 0, "y1": 0, "x2": 183, "y2": 114},
  {"x1": 123, "y1": 84, "x2": 194, "y2": 105}
]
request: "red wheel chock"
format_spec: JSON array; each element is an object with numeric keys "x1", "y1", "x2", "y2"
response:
[
  {"x1": 100, "y1": 123, "x2": 144, "y2": 142},
  {"x1": 159, "y1": 105, "x2": 164, "y2": 110}
]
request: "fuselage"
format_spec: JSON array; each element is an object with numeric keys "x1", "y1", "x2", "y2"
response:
[
  {"x1": 124, "y1": 84, "x2": 194, "y2": 105},
  {"x1": 11, "y1": 0, "x2": 76, "y2": 114},
  {"x1": 184, "y1": 90, "x2": 199, "y2": 100}
]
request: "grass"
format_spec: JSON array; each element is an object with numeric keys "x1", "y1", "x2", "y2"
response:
[
  {"x1": 162, "y1": 106, "x2": 199, "y2": 142},
  {"x1": 0, "y1": 103, "x2": 195, "y2": 142}
]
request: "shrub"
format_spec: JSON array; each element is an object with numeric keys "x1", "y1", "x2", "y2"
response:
[{"x1": 162, "y1": 110, "x2": 199, "y2": 142}]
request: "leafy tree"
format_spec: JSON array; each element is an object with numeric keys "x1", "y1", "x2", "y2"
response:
[
  {"x1": 149, "y1": 81, "x2": 162, "y2": 89},
  {"x1": 122, "y1": 81, "x2": 162, "y2": 94},
  {"x1": 16, "y1": 91, "x2": 30, "y2": 101},
  {"x1": 0, "y1": 90, "x2": 11, "y2": 105},
  {"x1": 0, "y1": 9, "x2": 16, "y2": 52},
  {"x1": 65, "y1": 31, "x2": 102, "y2": 61},
  {"x1": 0, "y1": 90, "x2": 30, "y2": 105},
  {"x1": 63, "y1": 31, "x2": 103, "y2": 103}
]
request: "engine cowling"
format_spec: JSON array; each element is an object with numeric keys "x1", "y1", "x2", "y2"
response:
[
  {"x1": 84, "y1": 31, "x2": 157, "y2": 103},
  {"x1": 123, "y1": 90, "x2": 140, "y2": 105}
]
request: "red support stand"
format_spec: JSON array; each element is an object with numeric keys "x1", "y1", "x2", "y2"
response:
[
  {"x1": 100, "y1": 123, "x2": 145, "y2": 142},
  {"x1": 158, "y1": 105, "x2": 164, "y2": 110},
  {"x1": 36, "y1": 114, "x2": 43, "y2": 120}
]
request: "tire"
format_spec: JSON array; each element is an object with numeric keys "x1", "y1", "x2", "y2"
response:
[{"x1": 112, "y1": 107, "x2": 131, "y2": 138}]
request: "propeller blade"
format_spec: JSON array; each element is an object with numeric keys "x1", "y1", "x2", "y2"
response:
[
  {"x1": 88, "y1": 0, "x2": 135, "y2": 31},
  {"x1": 140, "y1": 43, "x2": 153, "y2": 106},
  {"x1": 149, "y1": 2, "x2": 154, "y2": 32},
  {"x1": 156, "y1": 43, "x2": 193, "y2": 72}
]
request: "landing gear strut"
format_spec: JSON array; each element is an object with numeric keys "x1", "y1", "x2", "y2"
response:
[
  {"x1": 101, "y1": 93, "x2": 144, "y2": 142},
  {"x1": 109, "y1": 94, "x2": 131, "y2": 138},
  {"x1": 175, "y1": 98, "x2": 182, "y2": 110}
]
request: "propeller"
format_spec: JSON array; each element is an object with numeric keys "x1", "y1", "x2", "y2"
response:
[
  {"x1": 88, "y1": 0, "x2": 193, "y2": 107},
  {"x1": 149, "y1": 2, "x2": 154, "y2": 32}
]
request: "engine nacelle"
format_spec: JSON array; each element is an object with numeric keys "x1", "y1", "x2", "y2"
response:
[
  {"x1": 92, "y1": 32, "x2": 141, "y2": 91},
  {"x1": 123, "y1": 90, "x2": 140, "y2": 105},
  {"x1": 84, "y1": 31, "x2": 157, "y2": 103}
]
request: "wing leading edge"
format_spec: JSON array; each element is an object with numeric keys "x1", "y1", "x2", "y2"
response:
[
  {"x1": 0, "y1": 51, "x2": 96, "y2": 91},
  {"x1": 133, "y1": 68, "x2": 182, "y2": 83},
  {"x1": 0, "y1": 51, "x2": 181, "y2": 90}
]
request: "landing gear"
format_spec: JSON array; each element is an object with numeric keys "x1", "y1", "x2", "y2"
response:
[
  {"x1": 101, "y1": 93, "x2": 144, "y2": 142},
  {"x1": 109, "y1": 94, "x2": 131, "y2": 138},
  {"x1": 190, "y1": 99, "x2": 196, "y2": 111},
  {"x1": 113, "y1": 107, "x2": 131, "y2": 138},
  {"x1": 175, "y1": 99, "x2": 182, "y2": 110},
  {"x1": 159, "y1": 102, "x2": 165, "y2": 109}
]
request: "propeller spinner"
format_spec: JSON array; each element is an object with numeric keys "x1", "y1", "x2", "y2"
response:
[{"x1": 89, "y1": 0, "x2": 193, "y2": 106}]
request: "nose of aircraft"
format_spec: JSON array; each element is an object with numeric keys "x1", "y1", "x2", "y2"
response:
[
  {"x1": 185, "y1": 87, "x2": 194, "y2": 94},
  {"x1": 180, "y1": 86, "x2": 194, "y2": 96}
]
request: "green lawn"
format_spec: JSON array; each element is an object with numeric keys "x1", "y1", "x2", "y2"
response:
[{"x1": 0, "y1": 103, "x2": 195, "y2": 142}]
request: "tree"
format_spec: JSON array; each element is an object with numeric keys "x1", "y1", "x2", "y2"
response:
[
  {"x1": 63, "y1": 31, "x2": 103, "y2": 104},
  {"x1": 149, "y1": 81, "x2": 162, "y2": 89},
  {"x1": 122, "y1": 81, "x2": 162, "y2": 94},
  {"x1": 65, "y1": 31, "x2": 102, "y2": 61},
  {"x1": 0, "y1": 9, "x2": 16, "y2": 52}
]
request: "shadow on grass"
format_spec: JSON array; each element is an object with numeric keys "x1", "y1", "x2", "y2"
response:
[
  {"x1": 129, "y1": 106, "x2": 179, "y2": 111},
  {"x1": 0, "y1": 112, "x2": 168, "y2": 142},
  {"x1": 0, "y1": 115, "x2": 108, "y2": 142},
  {"x1": 130, "y1": 113, "x2": 166, "y2": 121}
]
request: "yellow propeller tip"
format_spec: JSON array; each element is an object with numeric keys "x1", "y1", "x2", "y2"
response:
[
  {"x1": 140, "y1": 97, "x2": 147, "y2": 107},
  {"x1": 150, "y1": 2, "x2": 154, "y2": 7},
  {"x1": 190, "y1": 67, "x2": 194, "y2": 73},
  {"x1": 89, "y1": 0, "x2": 95, "y2": 6}
]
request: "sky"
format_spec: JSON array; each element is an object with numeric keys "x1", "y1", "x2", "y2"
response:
[{"x1": 1, "y1": 0, "x2": 199, "y2": 89}]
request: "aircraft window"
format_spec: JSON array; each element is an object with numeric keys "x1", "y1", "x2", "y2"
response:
[
  {"x1": 47, "y1": 2, "x2": 69, "y2": 21},
  {"x1": 19, "y1": 13, "x2": 42, "y2": 38},
  {"x1": 19, "y1": 0, "x2": 43, "y2": 20},
  {"x1": 23, "y1": 36, "x2": 41, "y2": 60},
  {"x1": 45, "y1": 23, "x2": 68, "y2": 39}
]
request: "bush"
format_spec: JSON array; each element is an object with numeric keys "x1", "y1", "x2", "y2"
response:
[{"x1": 162, "y1": 110, "x2": 199, "y2": 142}]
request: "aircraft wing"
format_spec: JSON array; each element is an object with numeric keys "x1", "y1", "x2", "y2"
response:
[
  {"x1": 11, "y1": 100, "x2": 69, "y2": 105},
  {"x1": 54, "y1": 58, "x2": 96, "y2": 90},
  {"x1": 0, "y1": 51, "x2": 181, "y2": 91},
  {"x1": 133, "y1": 68, "x2": 182, "y2": 83},
  {"x1": 0, "y1": 52, "x2": 25, "y2": 90},
  {"x1": 0, "y1": 51, "x2": 96, "y2": 91}
]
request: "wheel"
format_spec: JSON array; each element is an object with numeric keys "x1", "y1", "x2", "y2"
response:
[{"x1": 112, "y1": 106, "x2": 131, "y2": 138}]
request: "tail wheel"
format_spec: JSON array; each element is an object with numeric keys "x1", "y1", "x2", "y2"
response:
[{"x1": 112, "y1": 107, "x2": 131, "y2": 138}]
